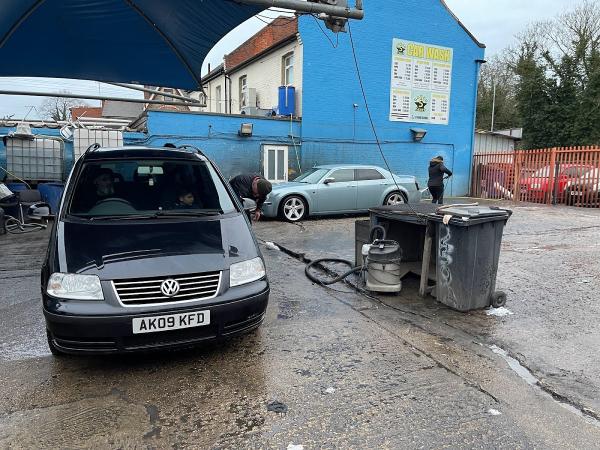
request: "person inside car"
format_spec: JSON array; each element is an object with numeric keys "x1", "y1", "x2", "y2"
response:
[
  {"x1": 174, "y1": 187, "x2": 200, "y2": 209},
  {"x1": 73, "y1": 167, "x2": 119, "y2": 212},
  {"x1": 93, "y1": 168, "x2": 116, "y2": 199}
]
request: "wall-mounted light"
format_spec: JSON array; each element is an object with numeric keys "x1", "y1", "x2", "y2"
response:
[
  {"x1": 239, "y1": 123, "x2": 253, "y2": 137},
  {"x1": 410, "y1": 127, "x2": 427, "y2": 142}
]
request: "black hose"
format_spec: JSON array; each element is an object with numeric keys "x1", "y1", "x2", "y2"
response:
[
  {"x1": 305, "y1": 258, "x2": 363, "y2": 285},
  {"x1": 369, "y1": 225, "x2": 386, "y2": 242}
]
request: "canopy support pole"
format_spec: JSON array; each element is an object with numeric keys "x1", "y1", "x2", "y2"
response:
[
  {"x1": 0, "y1": 90, "x2": 205, "y2": 108},
  {"x1": 236, "y1": 0, "x2": 364, "y2": 19},
  {"x1": 106, "y1": 82, "x2": 203, "y2": 104}
]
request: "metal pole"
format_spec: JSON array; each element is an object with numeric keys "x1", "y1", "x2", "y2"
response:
[
  {"x1": 106, "y1": 82, "x2": 203, "y2": 104},
  {"x1": 236, "y1": 0, "x2": 364, "y2": 19},
  {"x1": 490, "y1": 80, "x2": 496, "y2": 132},
  {"x1": 0, "y1": 90, "x2": 205, "y2": 108}
]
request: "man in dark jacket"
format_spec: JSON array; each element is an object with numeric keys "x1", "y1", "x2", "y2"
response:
[
  {"x1": 428, "y1": 156, "x2": 452, "y2": 204},
  {"x1": 229, "y1": 174, "x2": 272, "y2": 221}
]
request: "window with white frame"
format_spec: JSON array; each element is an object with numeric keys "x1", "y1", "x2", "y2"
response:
[
  {"x1": 239, "y1": 75, "x2": 248, "y2": 110},
  {"x1": 263, "y1": 145, "x2": 289, "y2": 182},
  {"x1": 282, "y1": 52, "x2": 294, "y2": 86},
  {"x1": 215, "y1": 85, "x2": 222, "y2": 113}
]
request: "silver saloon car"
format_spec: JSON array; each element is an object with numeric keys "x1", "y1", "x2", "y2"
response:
[{"x1": 261, "y1": 165, "x2": 421, "y2": 222}]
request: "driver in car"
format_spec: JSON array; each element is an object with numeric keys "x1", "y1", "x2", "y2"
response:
[
  {"x1": 93, "y1": 168, "x2": 115, "y2": 199},
  {"x1": 76, "y1": 168, "x2": 118, "y2": 212}
]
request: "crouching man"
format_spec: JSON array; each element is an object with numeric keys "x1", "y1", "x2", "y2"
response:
[{"x1": 229, "y1": 174, "x2": 272, "y2": 222}]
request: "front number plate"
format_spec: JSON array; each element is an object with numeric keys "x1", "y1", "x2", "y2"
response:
[{"x1": 132, "y1": 310, "x2": 210, "y2": 334}]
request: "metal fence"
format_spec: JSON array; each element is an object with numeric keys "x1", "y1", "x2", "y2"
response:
[{"x1": 471, "y1": 146, "x2": 600, "y2": 207}]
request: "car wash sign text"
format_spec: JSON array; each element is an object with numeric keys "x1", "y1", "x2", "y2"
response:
[{"x1": 389, "y1": 39, "x2": 453, "y2": 125}]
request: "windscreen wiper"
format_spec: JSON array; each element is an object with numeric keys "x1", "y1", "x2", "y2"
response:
[
  {"x1": 71, "y1": 210, "x2": 222, "y2": 221},
  {"x1": 87, "y1": 214, "x2": 158, "y2": 221},
  {"x1": 154, "y1": 210, "x2": 222, "y2": 217}
]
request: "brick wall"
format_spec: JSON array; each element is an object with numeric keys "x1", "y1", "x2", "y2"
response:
[{"x1": 225, "y1": 17, "x2": 298, "y2": 72}]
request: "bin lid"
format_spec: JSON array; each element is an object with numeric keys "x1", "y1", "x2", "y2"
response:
[
  {"x1": 436, "y1": 206, "x2": 510, "y2": 218},
  {"x1": 434, "y1": 206, "x2": 512, "y2": 226},
  {"x1": 370, "y1": 204, "x2": 512, "y2": 226}
]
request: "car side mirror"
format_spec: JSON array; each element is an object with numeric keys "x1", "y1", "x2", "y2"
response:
[
  {"x1": 323, "y1": 178, "x2": 335, "y2": 184},
  {"x1": 242, "y1": 198, "x2": 257, "y2": 212}
]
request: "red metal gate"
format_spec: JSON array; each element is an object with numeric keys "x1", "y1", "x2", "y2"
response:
[{"x1": 471, "y1": 147, "x2": 600, "y2": 207}]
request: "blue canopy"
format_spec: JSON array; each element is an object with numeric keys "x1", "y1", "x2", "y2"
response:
[{"x1": 0, "y1": 0, "x2": 262, "y2": 89}]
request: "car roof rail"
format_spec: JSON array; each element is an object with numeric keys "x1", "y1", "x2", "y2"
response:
[
  {"x1": 84, "y1": 143, "x2": 101, "y2": 153},
  {"x1": 177, "y1": 144, "x2": 205, "y2": 157}
]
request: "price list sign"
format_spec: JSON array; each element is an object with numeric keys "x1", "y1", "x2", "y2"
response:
[{"x1": 389, "y1": 38, "x2": 453, "y2": 125}]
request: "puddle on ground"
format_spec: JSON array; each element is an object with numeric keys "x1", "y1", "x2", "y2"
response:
[
  {"x1": 490, "y1": 344, "x2": 600, "y2": 427},
  {"x1": 490, "y1": 345, "x2": 538, "y2": 385}
]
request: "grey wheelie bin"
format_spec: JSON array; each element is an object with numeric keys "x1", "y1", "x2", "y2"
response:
[{"x1": 368, "y1": 204, "x2": 512, "y2": 311}]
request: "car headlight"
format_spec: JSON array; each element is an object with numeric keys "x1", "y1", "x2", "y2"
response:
[
  {"x1": 229, "y1": 257, "x2": 266, "y2": 287},
  {"x1": 46, "y1": 273, "x2": 104, "y2": 300}
]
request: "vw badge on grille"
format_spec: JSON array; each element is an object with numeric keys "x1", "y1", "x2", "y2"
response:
[{"x1": 161, "y1": 279, "x2": 180, "y2": 297}]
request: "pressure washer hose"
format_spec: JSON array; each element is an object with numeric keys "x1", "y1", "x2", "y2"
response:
[
  {"x1": 304, "y1": 225, "x2": 388, "y2": 286},
  {"x1": 304, "y1": 259, "x2": 363, "y2": 285},
  {"x1": 4, "y1": 215, "x2": 46, "y2": 234}
]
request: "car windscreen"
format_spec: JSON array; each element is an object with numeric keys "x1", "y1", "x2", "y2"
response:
[
  {"x1": 294, "y1": 168, "x2": 329, "y2": 184},
  {"x1": 68, "y1": 159, "x2": 236, "y2": 217}
]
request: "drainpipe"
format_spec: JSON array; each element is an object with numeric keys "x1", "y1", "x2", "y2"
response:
[{"x1": 225, "y1": 74, "x2": 232, "y2": 114}]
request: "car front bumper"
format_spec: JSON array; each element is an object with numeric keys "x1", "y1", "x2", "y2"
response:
[
  {"x1": 260, "y1": 200, "x2": 278, "y2": 218},
  {"x1": 44, "y1": 288, "x2": 269, "y2": 354}
]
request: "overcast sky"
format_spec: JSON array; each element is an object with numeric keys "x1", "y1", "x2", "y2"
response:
[{"x1": 0, "y1": 0, "x2": 574, "y2": 119}]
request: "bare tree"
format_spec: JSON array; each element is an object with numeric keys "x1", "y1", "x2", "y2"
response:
[
  {"x1": 39, "y1": 91, "x2": 88, "y2": 121},
  {"x1": 545, "y1": 1, "x2": 600, "y2": 56},
  {"x1": 523, "y1": 0, "x2": 600, "y2": 85}
]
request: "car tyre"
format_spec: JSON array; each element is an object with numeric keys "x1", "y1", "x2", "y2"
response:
[
  {"x1": 46, "y1": 330, "x2": 65, "y2": 357},
  {"x1": 384, "y1": 191, "x2": 407, "y2": 206},
  {"x1": 279, "y1": 195, "x2": 307, "y2": 222}
]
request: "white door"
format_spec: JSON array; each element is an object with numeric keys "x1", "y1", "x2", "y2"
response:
[{"x1": 263, "y1": 145, "x2": 288, "y2": 183}]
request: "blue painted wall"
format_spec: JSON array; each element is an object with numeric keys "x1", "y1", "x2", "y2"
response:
[
  {"x1": 298, "y1": 0, "x2": 485, "y2": 195},
  {"x1": 136, "y1": 111, "x2": 302, "y2": 178}
]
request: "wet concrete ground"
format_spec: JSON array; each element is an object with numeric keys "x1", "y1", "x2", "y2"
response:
[{"x1": 1, "y1": 202, "x2": 600, "y2": 448}]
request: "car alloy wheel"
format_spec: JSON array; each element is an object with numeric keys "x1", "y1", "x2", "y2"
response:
[
  {"x1": 281, "y1": 196, "x2": 306, "y2": 222},
  {"x1": 385, "y1": 192, "x2": 406, "y2": 206}
]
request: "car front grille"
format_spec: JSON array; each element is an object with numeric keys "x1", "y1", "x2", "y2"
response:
[{"x1": 113, "y1": 271, "x2": 221, "y2": 306}]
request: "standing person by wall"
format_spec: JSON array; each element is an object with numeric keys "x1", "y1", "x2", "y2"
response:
[{"x1": 428, "y1": 156, "x2": 453, "y2": 204}]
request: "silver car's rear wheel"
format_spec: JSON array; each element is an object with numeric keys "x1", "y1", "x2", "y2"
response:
[
  {"x1": 280, "y1": 195, "x2": 307, "y2": 222},
  {"x1": 384, "y1": 192, "x2": 407, "y2": 206}
]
